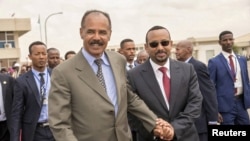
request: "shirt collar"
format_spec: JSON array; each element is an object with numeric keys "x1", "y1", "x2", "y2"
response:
[
  {"x1": 149, "y1": 58, "x2": 170, "y2": 73},
  {"x1": 222, "y1": 50, "x2": 236, "y2": 58},
  {"x1": 82, "y1": 47, "x2": 110, "y2": 66}
]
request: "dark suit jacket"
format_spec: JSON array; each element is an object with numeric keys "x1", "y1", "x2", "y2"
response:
[
  {"x1": 0, "y1": 74, "x2": 15, "y2": 130},
  {"x1": 10, "y1": 69, "x2": 51, "y2": 141},
  {"x1": 208, "y1": 53, "x2": 250, "y2": 112},
  {"x1": 188, "y1": 57, "x2": 218, "y2": 134},
  {"x1": 127, "y1": 58, "x2": 203, "y2": 141}
]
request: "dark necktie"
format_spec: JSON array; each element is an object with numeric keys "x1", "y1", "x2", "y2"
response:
[
  {"x1": 228, "y1": 55, "x2": 237, "y2": 94},
  {"x1": 39, "y1": 73, "x2": 45, "y2": 100},
  {"x1": 128, "y1": 64, "x2": 133, "y2": 69},
  {"x1": 94, "y1": 59, "x2": 106, "y2": 91},
  {"x1": 158, "y1": 67, "x2": 170, "y2": 101}
]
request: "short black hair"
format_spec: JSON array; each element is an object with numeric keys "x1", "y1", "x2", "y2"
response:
[
  {"x1": 28, "y1": 41, "x2": 46, "y2": 54},
  {"x1": 81, "y1": 9, "x2": 112, "y2": 30},
  {"x1": 120, "y1": 38, "x2": 134, "y2": 49},
  {"x1": 47, "y1": 47, "x2": 59, "y2": 53},
  {"x1": 64, "y1": 50, "x2": 76, "y2": 60},
  {"x1": 219, "y1": 30, "x2": 233, "y2": 40},
  {"x1": 145, "y1": 25, "x2": 171, "y2": 42}
]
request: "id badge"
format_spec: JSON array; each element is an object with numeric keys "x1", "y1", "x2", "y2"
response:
[
  {"x1": 234, "y1": 81, "x2": 242, "y2": 88},
  {"x1": 43, "y1": 98, "x2": 48, "y2": 105}
]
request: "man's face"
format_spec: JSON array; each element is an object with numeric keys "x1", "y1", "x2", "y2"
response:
[
  {"x1": 28, "y1": 45, "x2": 47, "y2": 71},
  {"x1": 80, "y1": 13, "x2": 111, "y2": 58},
  {"x1": 66, "y1": 53, "x2": 75, "y2": 60},
  {"x1": 47, "y1": 50, "x2": 60, "y2": 69},
  {"x1": 219, "y1": 33, "x2": 234, "y2": 53},
  {"x1": 175, "y1": 44, "x2": 189, "y2": 62},
  {"x1": 145, "y1": 29, "x2": 172, "y2": 66},
  {"x1": 119, "y1": 41, "x2": 136, "y2": 62},
  {"x1": 137, "y1": 53, "x2": 148, "y2": 64}
]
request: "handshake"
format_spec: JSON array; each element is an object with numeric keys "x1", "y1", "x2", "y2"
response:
[{"x1": 153, "y1": 118, "x2": 174, "y2": 141}]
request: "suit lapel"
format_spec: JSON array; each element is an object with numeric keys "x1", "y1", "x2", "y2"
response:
[
  {"x1": 74, "y1": 52, "x2": 111, "y2": 104},
  {"x1": 237, "y1": 55, "x2": 245, "y2": 78},
  {"x1": 106, "y1": 52, "x2": 123, "y2": 107},
  {"x1": 141, "y1": 61, "x2": 169, "y2": 111},
  {"x1": 168, "y1": 59, "x2": 182, "y2": 113},
  {"x1": 25, "y1": 71, "x2": 41, "y2": 106}
]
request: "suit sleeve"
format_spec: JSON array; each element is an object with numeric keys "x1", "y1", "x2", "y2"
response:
[
  {"x1": 171, "y1": 65, "x2": 203, "y2": 140},
  {"x1": 207, "y1": 59, "x2": 217, "y2": 86},
  {"x1": 10, "y1": 78, "x2": 24, "y2": 141},
  {"x1": 48, "y1": 68, "x2": 78, "y2": 141},
  {"x1": 196, "y1": 63, "x2": 218, "y2": 122},
  {"x1": 126, "y1": 77, "x2": 158, "y2": 134},
  {"x1": 4, "y1": 75, "x2": 15, "y2": 130}
]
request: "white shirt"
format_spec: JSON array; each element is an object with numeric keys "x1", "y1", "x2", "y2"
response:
[
  {"x1": 149, "y1": 58, "x2": 170, "y2": 109},
  {"x1": 222, "y1": 51, "x2": 243, "y2": 95},
  {"x1": 126, "y1": 62, "x2": 135, "y2": 70}
]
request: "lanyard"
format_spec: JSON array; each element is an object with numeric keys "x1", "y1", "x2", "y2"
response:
[{"x1": 33, "y1": 71, "x2": 49, "y2": 95}]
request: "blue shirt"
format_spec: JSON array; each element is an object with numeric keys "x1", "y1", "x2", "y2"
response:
[
  {"x1": 82, "y1": 48, "x2": 118, "y2": 116},
  {"x1": 32, "y1": 68, "x2": 50, "y2": 122}
]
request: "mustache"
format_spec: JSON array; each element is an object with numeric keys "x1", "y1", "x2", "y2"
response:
[
  {"x1": 90, "y1": 40, "x2": 104, "y2": 46},
  {"x1": 155, "y1": 50, "x2": 166, "y2": 54}
]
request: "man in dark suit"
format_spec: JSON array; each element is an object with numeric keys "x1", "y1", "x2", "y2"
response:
[
  {"x1": 0, "y1": 73, "x2": 15, "y2": 141},
  {"x1": 127, "y1": 26, "x2": 203, "y2": 141},
  {"x1": 119, "y1": 38, "x2": 137, "y2": 70},
  {"x1": 10, "y1": 41, "x2": 55, "y2": 141},
  {"x1": 208, "y1": 30, "x2": 250, "y2": 125},
  {"x1": 175, "y1": 40, "x2": 218, "y2": 141},
  {"x1": 48, "y1": 10, "x2": 174, "y2": 141},
  {"x1": 47, "y1": 47, "x2": 60, "y2": 70}
]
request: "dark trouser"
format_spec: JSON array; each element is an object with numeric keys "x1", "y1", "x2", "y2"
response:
[
  {"x1": 33, "y1": 125, "x2": 55, "y2": 141},
  {"x1": 221, "y1": 95, "x2": 250, "y2": 125},
  {"x1": 199, "y1": 132, "x2": 208, "y2": 141},
  {"x1": 132, "y1": 130, "x2": 137, "y2": 141},
  {"x1": 0, "y1": 121, "x2": 10, "y2": 141}
]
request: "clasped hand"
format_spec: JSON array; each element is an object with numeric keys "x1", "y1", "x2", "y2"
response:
[{"x1": 153, "y1": 118, "x2": 174, "y2": 141}]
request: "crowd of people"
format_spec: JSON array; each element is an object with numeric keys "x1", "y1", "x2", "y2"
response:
[{"x1": 0, "y1": 9, "x2": 250, "y2": 141}]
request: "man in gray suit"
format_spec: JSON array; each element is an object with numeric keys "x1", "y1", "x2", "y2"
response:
[
  {"x1": 127, "y1": 26, "x2": 203, "y2": 141},
  {"x1": 48, "y1": 10, "x2": 174, "y2": 141}
]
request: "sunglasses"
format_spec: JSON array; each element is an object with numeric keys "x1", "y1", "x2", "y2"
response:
[{"x1": 149, "y1": 40, "x2": 170, "y2": 48}]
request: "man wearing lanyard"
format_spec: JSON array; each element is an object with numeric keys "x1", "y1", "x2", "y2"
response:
[
  {"x1": 208, "y1": 30, "x2": 250, "y2": 125},
  {"x1": 10, "y1": 41, "x2": 55, "y2": 141}
]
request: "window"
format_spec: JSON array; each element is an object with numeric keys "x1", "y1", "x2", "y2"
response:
[
  {"x1": 206, "y1": 50, "x2": 215, "y2": 63},
  {"x1": 0, "y1": 31, "x2": 15, "y2": 48}
]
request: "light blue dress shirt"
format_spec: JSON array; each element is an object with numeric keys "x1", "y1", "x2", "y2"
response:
[
  {"x1": 32, "y1": 68, "x2": 50, "y2": 122},
  {"x1": 82, "y1": 48, "x2": 118, "y2": 116}
]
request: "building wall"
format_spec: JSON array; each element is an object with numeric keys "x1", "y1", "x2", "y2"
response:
[
  {"x1": 0, "y1": 18, "x2": 31, "y2": 69},
  {"x1": 107, "y1": 35, "x2": 250, "y2": 65}
]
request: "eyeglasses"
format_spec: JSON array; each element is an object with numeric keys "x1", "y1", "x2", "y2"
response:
[{"x1": 149, "y1": 40, "x2": 170, "y2": 48}]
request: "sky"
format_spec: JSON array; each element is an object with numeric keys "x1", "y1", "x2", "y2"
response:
[{"x1": 0, "y1": 0, "x2": 250, "y2": 62}]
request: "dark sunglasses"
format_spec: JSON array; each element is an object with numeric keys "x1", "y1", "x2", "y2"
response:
[{"x1": 149, "y1": 40, "x2": 170, "y2": 48}]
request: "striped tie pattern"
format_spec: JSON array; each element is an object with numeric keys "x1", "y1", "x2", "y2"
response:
[{"x1": 94, "y1": 59, "x2": 106, "y2": 91}]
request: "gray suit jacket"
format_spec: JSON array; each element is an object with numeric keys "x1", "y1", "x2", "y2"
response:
[
  {"x1": 49, "y1": 50, "x2": 158, "y2": 141},
  {"x1": 127, "y1": 59, "x2": 203, "y2": 141}
]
